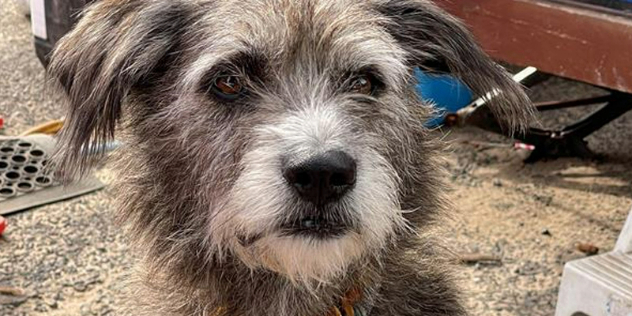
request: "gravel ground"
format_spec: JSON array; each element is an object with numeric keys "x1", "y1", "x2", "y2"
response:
[
  {"x1": 1, "y1": 1, "x2": 631, "y2": 315},
  {"x1": 1, "y1": 2, "x2": 131, "y2": 315}
]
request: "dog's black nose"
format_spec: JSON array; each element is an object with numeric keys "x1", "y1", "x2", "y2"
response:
[{"x1": 283, "y1": 151, "x2": 356, "y2": 205}]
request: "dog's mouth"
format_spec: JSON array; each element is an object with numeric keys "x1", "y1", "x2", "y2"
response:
[
  {"x1": 236, "y1": 215, "x2": 352, "y2": 247},
  {"x1": 281, "y1": 216, "x2": 350, "y2": 239}
]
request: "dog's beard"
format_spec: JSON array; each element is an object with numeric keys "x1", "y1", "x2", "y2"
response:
[{"x1": 208, "y1": 107, "x2": 408, "y2": 282}]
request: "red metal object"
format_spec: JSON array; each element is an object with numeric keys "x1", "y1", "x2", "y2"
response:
[
  {"x1": 436, "y1": 0, "x2": 632, "y2": 94},
  {"x1": 0, "y1": 216, "x2": 6, "y2": 236},
  {"x1": 0, "y1": 116, "x2": 4, "y2": 130}
]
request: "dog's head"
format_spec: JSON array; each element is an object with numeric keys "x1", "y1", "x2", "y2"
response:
[{"x1": 50, "y1": 0, "x2": 533, "y2": 282}]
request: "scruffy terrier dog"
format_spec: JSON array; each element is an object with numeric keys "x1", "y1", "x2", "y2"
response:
[{"x1": 49, "y1": 0, "x2": 533, "y2": 315}]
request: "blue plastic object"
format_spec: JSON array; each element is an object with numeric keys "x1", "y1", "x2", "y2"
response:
[{"x1": 414, "y1": 68, "x2": 473, "y2": 128}]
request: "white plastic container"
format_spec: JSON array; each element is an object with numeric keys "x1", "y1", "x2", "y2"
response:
[{"x1": 555, "y1": 207, "x2": 632, "y2": 316}]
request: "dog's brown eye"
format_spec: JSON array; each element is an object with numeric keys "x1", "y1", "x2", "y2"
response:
[
  {"x1": 348, "y1": 76, "x2": 372, "y2": 95},
  {"x1": 213, "y1": 76, "x2": 244, "y2": 100}
]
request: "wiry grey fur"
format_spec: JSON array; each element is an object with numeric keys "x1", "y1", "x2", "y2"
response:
[{"x1": 48, "y1": 0, "x2": 534, "y2": 315}]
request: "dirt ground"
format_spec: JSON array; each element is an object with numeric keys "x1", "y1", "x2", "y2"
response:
[{"x1": 1, "y1": 0, "x2": 631, "y2": 315}]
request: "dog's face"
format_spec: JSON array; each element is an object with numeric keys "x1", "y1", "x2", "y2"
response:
[{"x1": 50, "y1": 0, "x2": 533, "y2": 282}]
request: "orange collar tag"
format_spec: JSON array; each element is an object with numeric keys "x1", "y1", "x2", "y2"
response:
[{"x1": 327, "y1": 288, "x2": 362, "y2": 316}]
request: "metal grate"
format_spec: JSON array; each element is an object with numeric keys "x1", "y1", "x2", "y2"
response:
[
  {"x1": 0, "y1": 135, "x2": 104, "y2": 216},
  {"x1": 0, "y1": 139, "x2": 56, "y2": 201}
]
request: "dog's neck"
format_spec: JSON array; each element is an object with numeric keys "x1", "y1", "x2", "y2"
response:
[
  {"x1": 143, "y1": 248, "x2": 381, "y2": 316},
  {"x1": 200, "y1": 256, "x2": 378, "y2": 316},
  {"x1": 210, "y1": 287, "x2": 365, "y2": 316}
]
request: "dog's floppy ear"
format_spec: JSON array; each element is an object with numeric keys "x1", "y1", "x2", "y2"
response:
[
  {"x1": 48, "y1": 0, "x2": 191, "y2": 179},
  {"x1": 377, "y1": 0, "x2": 536, "y2": 133}
]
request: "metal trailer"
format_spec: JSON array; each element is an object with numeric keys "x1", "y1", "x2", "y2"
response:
[{"x1": 437, "y1": 0, "x2": 632, "y2": 162}]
